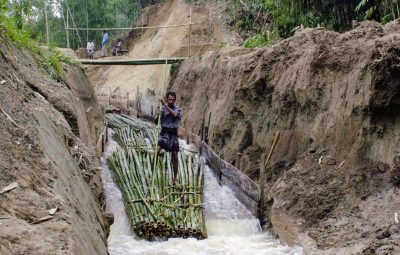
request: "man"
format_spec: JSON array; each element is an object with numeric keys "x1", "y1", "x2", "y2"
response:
[
  {"x1": 112, "y1": 38, "x2": 122, "y2": 56},
  {"x1": 101, "y1": 30, "x2": 109, "y2": 57},
  {"x1": 86, "y1": 40, "x2": 94, "y2": 59},
  {"x1": 157, "y1": 92, "x2": 182, "y2": 185}
]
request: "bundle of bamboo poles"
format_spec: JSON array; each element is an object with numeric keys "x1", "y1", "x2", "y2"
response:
[
  {"x1": 106, "y1": 114, "x2": 207, "y2": 240},
  {"x1": 107, "y1": 114, "x2": 157, "y2": 147}
]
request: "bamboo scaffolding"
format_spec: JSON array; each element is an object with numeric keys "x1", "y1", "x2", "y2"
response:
[{"x1": 106, "y1": 113, "x2": 206, "y2": 240}]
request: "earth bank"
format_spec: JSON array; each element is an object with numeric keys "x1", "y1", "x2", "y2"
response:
[
  {"x1": 169, "y1": 20, "x2": 400, "y2": 254},
  {"x1": 0, "y1": 36, "x2": 109, "y2": 254}
]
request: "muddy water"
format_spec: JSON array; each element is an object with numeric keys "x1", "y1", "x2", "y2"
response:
[{"x1": 101, "y1": 131, "x2": 303, "y2": 255}]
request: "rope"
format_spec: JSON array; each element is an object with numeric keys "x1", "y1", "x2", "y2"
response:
[{"x1": 64, "y1": 22, "x2": 202, "y2": 31}]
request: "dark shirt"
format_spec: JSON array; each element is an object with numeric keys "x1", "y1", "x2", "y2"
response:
[{"x1": 160, "y1": 104, "x2": 182, "y2": 129}]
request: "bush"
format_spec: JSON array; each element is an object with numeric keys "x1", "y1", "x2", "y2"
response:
[{"x1": 243, "y1": 30, "x2": 278, "y2": 48}]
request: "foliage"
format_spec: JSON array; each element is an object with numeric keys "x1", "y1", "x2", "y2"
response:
[
  {"x1": 243, "y1": 30, "x2": 278, "y2": 48},
  {"x1": 43, "y1": 47, "x2": 78, "y2": 77},
  {"x1": 0, "y1": 1, "x2": 78, "y2": 79},
  {"x1": 227, "y1": 0, "x2": 400, "y2": 44},
  {"x1": 1, "y1": 0, "x2": 165, "y2": 49},
  {"x1": 3, "y1": 0, "x2": 400, "y2": 50},
  {"x1": 170, "y1": 62, "x2": 182, "y2": 77},
  {"x1": 0, "y1": 1, "x2": 38, "y2": 53}
]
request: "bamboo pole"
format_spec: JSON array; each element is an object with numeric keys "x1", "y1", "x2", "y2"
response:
[
  {"x1": 65, "y1": 22, "x2": 201, "y2": 31},
  {"x1": 66, "y1": 8, "x2": 70, "y2": 48},
  {"x1": 264, "y1": 131, "x2": 280, "y2": 169},
  {"x1": 85, "y1": 1, "x2": 89, "y2": 43},
  {"x1": 79, "y1": 58, "x2": 186, "y2": 66},
  {"x1": 45, "y1": 1, "x2": 50, "y2": 45}
]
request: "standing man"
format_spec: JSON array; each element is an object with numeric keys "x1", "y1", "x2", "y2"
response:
[
  {"x1": 101, "y1": 30, "x2": 109, "y2": 57},
  {"x1": 157, "y1": 92, "x2": 182, "y2": 185},
  {"x1": 86, "y1": 40, "x2": 94, "y2": 59}
]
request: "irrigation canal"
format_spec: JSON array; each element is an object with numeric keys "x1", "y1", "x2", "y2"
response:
[{"x1": 101, "y1": 129, "x2": 303, "y2": 255}]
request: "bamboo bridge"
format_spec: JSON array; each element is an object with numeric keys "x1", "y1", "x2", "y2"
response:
[{"x1": 79, "y1": 57, "x2": 187, "y2": 65}]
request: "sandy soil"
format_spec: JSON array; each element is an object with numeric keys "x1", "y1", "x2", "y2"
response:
[{"x1": 169, "y1": 20, "x2": 400, "y2": 254}]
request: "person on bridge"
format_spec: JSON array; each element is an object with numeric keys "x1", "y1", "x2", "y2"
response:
[
  {"x1": 157, "y1": 91, "x2": 182, "y2": 185},
  {"x1": 112, "y1": 38, "x2": 122, "y2": 56},
  {"x1": 101, "y1": 30, "x2": 110, "y2": 57},
  {"x1": 86, "y1": 40, "x2": 95, "y2": 59}
]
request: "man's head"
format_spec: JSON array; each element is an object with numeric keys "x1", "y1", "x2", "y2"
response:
[
  {"x1": 166, "y1": 91, "x2": 176, "y2": 107},
  {"x1": 103, "y1": 30, "x2": 107, "y2": 34}
]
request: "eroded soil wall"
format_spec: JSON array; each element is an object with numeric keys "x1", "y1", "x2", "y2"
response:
[
  {"x1": 170, "y1": 20, "x2": 400, "y2": 254},
  {"x1": 0, "y1": 38, "x2": 108, "y2": 254}
]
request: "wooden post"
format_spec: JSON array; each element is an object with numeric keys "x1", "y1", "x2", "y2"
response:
[
  {"x1": 136, "y1": 85, "x2": 140, "y2": 118},
  {"x1": 258, "y1": 154, "x2": 266, "y2": 224},
  {"x1": 204, "y1": 112, "x2": 211, "y2": 144},
  {"x1": 189, "y1": 127, "x2": 192, "y2": 144},
  {"x1": 109, "y1": 88, "x2": 111, "y2": 106},
  {"x1": 101, "y1": 133, "x2": 105, "y2": 152},
  {"x1": 218, "y1": 152, "x2": 222, "y2": 185},
  {"x1": 204, "y1": 126, "x2": 209, "y2": 144},
  {"x1": 235, "y1": 152, "x2": 241, "y2": 169},
  {"x1": 102, "y1": 126, "x2": 106, "y2": 151},
  {"x1": 105, "y1": 121, "x2": 108, "y2": 143},
  {"x1": 136, "y1": 86, "x2": 139, "y2": 109},
  {"x1": 200, "y1": 120, "x2": 205, "y2": 141},
  {"x1": 240, "y1": 154, "x2": 245, "y2": 171},
  {"x1": 126, "y1": 92, "x2": 130, "y2": 109}
]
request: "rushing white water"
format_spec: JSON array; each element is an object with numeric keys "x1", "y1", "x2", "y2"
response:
[{"x1": 101, "y1": 131, "x2": 303, "y2": 255}]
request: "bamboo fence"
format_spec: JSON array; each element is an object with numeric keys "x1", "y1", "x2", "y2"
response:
[{"x1": 106, "y1": 114, "x2": 206, "y2": 240}]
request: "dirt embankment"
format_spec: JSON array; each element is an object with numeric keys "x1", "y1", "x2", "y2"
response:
[
  {"x1": 0, "y1": 38, "x2": 109, "y2": 254},
  {"x1": 169, "y1": 20, "x2": 400, "y2": 254}
]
